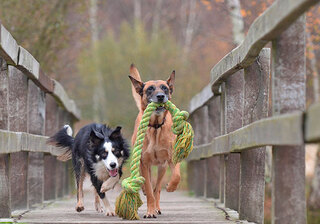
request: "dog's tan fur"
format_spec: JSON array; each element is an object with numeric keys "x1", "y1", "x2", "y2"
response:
[{"x1": 129, "y1": 65, "x2": 181, "y2": 218}]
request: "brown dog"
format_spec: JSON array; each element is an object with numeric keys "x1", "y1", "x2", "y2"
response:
[{"x1": 129, "y1": 64, "x2": 181, "y2": 218}]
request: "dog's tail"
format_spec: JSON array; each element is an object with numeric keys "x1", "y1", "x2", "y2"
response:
[
  {"x1": 130, "y1": 64, "x2": 142, "y2": 111},
  {"x1": 47, "y1": 125, "x2": 74, "y2": 161}
]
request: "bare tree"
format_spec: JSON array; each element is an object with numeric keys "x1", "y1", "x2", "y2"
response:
[
  {"x1": 90, "y1": 0, "x2": 106, "y2": 122},
  {"x1": 152, "y1": 0, "x2": 163, "y2": 40},
  {"x1": 183, "y1": 0, "x2": 198, "y2": 57},
  {"x1": 226, "y1": 0, "x2": 245, "y2": 46}
]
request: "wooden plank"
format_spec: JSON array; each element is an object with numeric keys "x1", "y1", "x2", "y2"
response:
[
  {"x1": 27, "y1": 80, "x2": 45, "y2": 209},
  {"x1": 271, "y1": 15, "x2": 306, "y2": 224},
  {"x1": 206, "y1": 96, "x2": 220, "y2": 199},
  {"x1": 219, "y1": 83, "x2": 226, "y2": 204},
  {"x1": 17, "y1": 46, "x2": 40, "y2": 79},
  {"x1": 239, "y1": 48, "x2": 270, "y2": 223},
  {"x1": 56, "y1": 108, "x2": 66, "y2": 198},
  {"x1": 8, "y1": 66, "x2": 28, "y2": 210},
  {"x1": 53, "y1": 80, "x2": 81, "y2": 120},
  {"x1": 0, "y1": 56, "x2": 10, "y2": 217},
  {"x1": 44, "y1": 94, "x2": 59, "y2": 200},
  {"x1": 210, "y1": 0, "x2": 319, "y2": 94},
  {"x1": 305, "y1": 102, "x2": 320, "y2": 142},
  {"x1": 186, "y1": 111, "x2": 303, "y2": 161},
  {"x1": 0, "y1": 24, "x2": 19, "y2": 65},
  {"x1": 189, "y1": 84, "x2": 214, "y2": 114},
  {"x1": 223, "y1": 70, "x2": 243, "y2": 211}
]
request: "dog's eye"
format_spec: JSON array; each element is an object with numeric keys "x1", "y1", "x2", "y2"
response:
[
  {"x1": 146, "y1": 86, "x2": 155, "y2": 93},
  {"x1": 101, "y1": 152, "x2": 107, "y2": 158},
  {"x1": 160, "y1": 85, "x2": 168, "y2": 92}
]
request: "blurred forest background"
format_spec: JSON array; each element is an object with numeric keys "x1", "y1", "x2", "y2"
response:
[{"x1": 1, "y1": 0, "x2": 320, "y2": 223}]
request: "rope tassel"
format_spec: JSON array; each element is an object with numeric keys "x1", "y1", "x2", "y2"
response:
[{"x1": 115, "y1": 100, "x2": 194, "y2": 220}]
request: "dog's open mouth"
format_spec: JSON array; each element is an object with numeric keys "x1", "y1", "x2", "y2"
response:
[
  {"x1": 156, "y1": 106, "x2": 165, "y2": 113},
  {"x1": 108, "y1": 168, "x2": 118, "y2": 177}
]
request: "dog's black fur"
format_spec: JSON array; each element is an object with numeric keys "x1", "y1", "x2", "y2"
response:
[{"x1": 48, "y1": 123, "x2": 129, "y2": 214}]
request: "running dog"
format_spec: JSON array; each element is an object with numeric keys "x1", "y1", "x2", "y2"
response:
[
  {"x1": 48, "y1": 123, "x2": 129, "y2": 216},
  {"x1": 129, "y1": 64, "x2": 180, "y2": 218}
]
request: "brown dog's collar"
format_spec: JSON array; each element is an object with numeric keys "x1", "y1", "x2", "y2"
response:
[{"x1": 148, "y1": 117, "x2": 166, "y2": 129}]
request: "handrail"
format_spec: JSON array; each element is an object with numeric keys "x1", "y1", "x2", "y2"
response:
[{"x1": 0, "y1": 23, "x2": 80, "y2": 120}]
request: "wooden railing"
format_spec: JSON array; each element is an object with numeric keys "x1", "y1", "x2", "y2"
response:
[
  {"x1": 186, "y1": 0, "x2": 320, "y2": 224},
  {"x1": 0, "y1": 24, "x2": 80, "y2": 218}
]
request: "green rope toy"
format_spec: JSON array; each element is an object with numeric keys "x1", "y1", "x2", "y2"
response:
[{"x1": 115, "y1": 100, "x2": 194, "y2": 220}]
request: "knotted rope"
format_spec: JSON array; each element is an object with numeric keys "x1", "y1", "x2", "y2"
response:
[{"x1": 115, "y1": 100, "x2": 194, "y2": 220}]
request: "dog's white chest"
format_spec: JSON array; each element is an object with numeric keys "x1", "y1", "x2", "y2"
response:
[{"x1": 93, "y1": 161, "x2": 110, "y2": 181}]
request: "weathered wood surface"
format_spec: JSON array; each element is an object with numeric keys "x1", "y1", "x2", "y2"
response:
[
  {"x1": 186, "y1": 111, "x2": 303, "y2": 161},
  {"x1": 0, "y1": 57, "x2": 10, "y2": 217},
  {"x1": 0, "y1": 23, "x2": 80, "y2": 120},
  {"x1": 239, "y1": 48, "x2": 269, "y2": 223},
  {"x1": 305, "y1": 102, "x2": 320, "y2": 142},
  {"x1": 271, "y1": 16, "x2": 306, "y2": 224},
  {"x1": 0, "y1": 24, "x2": 19, "y2": 65},
  {"x1": 8, "y1": 66, "x2": 28, "y2": 210},
  {"x1": 210, "y1": 0, "x2": 319, "y2": 94},
  {"x1": 206, "y1": 97, "x2": 220, "y2": 199},
  {"x1": 223, "y1": 70, "x2": 243, "y2": 211},
  {"x1": 219, "y1": 83, "x2": 226, "y2": 204},
  {"x1": 27, "y1": 80, "x2": 46, "y2": 208},
  {"x1": 16, "y1": 188, "x2": 237, "y2": 224},
  {"x1": 189, "y1": 84, "x2": 214, "y2": 114}
]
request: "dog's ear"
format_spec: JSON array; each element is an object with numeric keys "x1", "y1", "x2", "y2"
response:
[
  {"x1": 89, "y1": 129, "x2": 104, "y2": 147},
  {"x1": 167, "y1": 70, "x2": 175, "y2": 94},
  {"x1": 129, "y1": 75, "x2": 144, "y2": 96},
  {"x1": 110, "y1": 126, "x2": 122, "y2": 139}
]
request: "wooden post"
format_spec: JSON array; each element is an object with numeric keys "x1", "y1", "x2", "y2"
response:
[
  {"x1": 219, "y1": 83, "x2": 226, "y2": 204},
  {"x1": 189, "y1": 107, "x2": 207, "y2": 197},
  {"x1": 8, "y1": 66, "x2": 28, "y2": 210},
  {"x1": 44, "y1": 94, "x2": 59, "y2": 200},
  {"x1": 239, "y1": 48, "x2": 270, "y2": 223},
  {"x1": 27, "y1": 80, "x2": 45, "y2": 208},
  {"x1": 187, "y1": 116, "x2": 196, "y2": 194},
  {"x1": 56, "y1": 107, "x2": 66, "y2": 198},
  {"x1": 224, "y1": 70, "x2": 244, "y2": 211},
  {"x1": 271, "y1": 16, "x2": 306, "y2": 224},
  {"x1": 0, "y1": 57, "x2": 10, "y2": 217},
  {"x1": 206, "y1": 96, "x2": 220, "y2": 199}
]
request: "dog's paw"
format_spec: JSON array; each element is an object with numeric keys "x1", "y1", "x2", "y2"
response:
[
  {"x1": 95, "y1": 203, "x2": 104, "y2": 213},
  {"x1": 105, "y1": 210, "x2": 115, "y2": 216},
  {"x1": 75, "y1": 205, "x2": 84, "y2": 212},
  {"x1": 143, "y1": 213, "x2": 157, "y2": 218},
  {"x1": 166, "y1": 183, "x2": 178, "y2": 192},
  {"x1": 155, "y1": 209, "x2": 162, "y2": 215}
]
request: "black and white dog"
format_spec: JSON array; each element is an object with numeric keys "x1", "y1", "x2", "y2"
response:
[{"x1": 48, "y1": 123, "x2": 130, "y2": 216}]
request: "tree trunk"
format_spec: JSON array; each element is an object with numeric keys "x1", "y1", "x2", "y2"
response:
[
  {"x1": 226, "y1": 0, "x2": 245, "y2": 46},
  {"x1": 90, "y1": 0, "x2": 106, "y2": 122},
  {"x1": 151, "y1": 0, "x2": 163, "y2": 40},
  {"x1": 183, "y1": 0, "x2": 198, "y2": 57}
]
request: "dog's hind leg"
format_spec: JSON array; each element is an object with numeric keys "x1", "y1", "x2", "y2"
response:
[
  {"x1": 154, "y1": 164, "x2": 167, "y2": 215},
  {"x1": 74, "y1": 159, "x2": 85, "y2": 212},
  {"x1": 166, "y1": 162, "x2": 181, "y2": 192}
]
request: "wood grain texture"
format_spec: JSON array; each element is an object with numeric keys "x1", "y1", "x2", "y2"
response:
[
  {"x1": 0, "y1": 24, "x2": 19, "y2": 65},
  {"x1": 27, "y1": 80, "x2": 45, "y2": 208},
  {"x1": 210, "y1": 0, "x2": 319, "y2": 94},
  {"x1": 271, "y1": 15, "x2": 306, "y2": 224},
  {"x1": 8, "y1": 66, "x2": 28, "y2": 210},
  {"x1": 239, "y1": 48, "x2": 270, "y2": 223},
  {"x1": 223, "y1": 70, "x2": 243, "y2": 212},
  {"x1": 206, "y1": 97, "x2": 220, "y2": 199}
]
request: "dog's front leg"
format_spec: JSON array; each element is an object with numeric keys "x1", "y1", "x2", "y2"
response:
[
  {"x1": 101, "y1": 195, "x2": 115, "y2": 216},
  {"x1": 100, "y1": 175, "x2": 119, "y2": 193},
  {"x1": 141, "y1": 163, "x2": 157, "y2": 218}
]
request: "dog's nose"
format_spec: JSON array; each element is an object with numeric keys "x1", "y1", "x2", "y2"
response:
[
  {"x1": 110, "y1": 162, "x2": 116, "y2": 169},
  {"x1": 156, "y1": 93, "x2": 165, "y2": 102}
]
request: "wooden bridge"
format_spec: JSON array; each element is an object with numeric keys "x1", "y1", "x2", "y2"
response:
[{"x1": 1, "y1": 0, "x2": 320, "y2": 223}]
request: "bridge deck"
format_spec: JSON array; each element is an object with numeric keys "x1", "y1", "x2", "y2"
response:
[{"x1": 14, "y1": 186, "x2": 237, "y2": 224}]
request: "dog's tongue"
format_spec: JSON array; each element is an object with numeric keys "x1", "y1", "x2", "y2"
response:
[{"x1": 109, "y1": 169, "x2": 118, "y2": 177}]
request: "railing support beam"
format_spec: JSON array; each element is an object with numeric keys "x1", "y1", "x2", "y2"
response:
[{"x1": 271, "y1": 15, "x2": 306, "y2": 224}]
